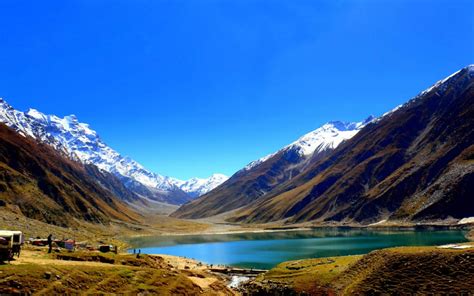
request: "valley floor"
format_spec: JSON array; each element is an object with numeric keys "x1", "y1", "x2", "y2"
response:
[
  {"x1": 2, "y1": 207, "x2": 474, "y2": 295},
  {"x1": 0, "y1": 248, "x2": 236, "y2": 295},
  {"x1": 1, "y1": 243, "x2": 473, "y2": 295},
  {"x1": 3, "y1": 206, "x2": 471, "y2": 250}
]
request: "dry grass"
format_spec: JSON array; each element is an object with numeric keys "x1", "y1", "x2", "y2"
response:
[
  {"x1": 0, "y1": 207, "x2": 216, "y2": 251},
  {"x1": 248, "y1": 246, "x2": 474, "y2": 295},
  {"x1": 251, "y1": 255, "x2": 361, "y2": 294},
  {"x1": 142, "y1": 214, "x2": 211, "y2": 235},
  {"x1": 0, "y1": 250, "x2": 235, "y2": 295},
  {"x1": 0, "y1": 209, "x2": 135, "y2": 249},
  {"x1": 338, "y1": 246, "x2": 474, "y2": 295}
]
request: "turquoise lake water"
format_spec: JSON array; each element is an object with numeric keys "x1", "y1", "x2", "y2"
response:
[{"x1": 127, "y1": 228, "x2": 468, "y2": 269}]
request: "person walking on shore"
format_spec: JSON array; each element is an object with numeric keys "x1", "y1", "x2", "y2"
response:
[{"x1": 47, "y1": 234, "x2": 53, "y2": 254}]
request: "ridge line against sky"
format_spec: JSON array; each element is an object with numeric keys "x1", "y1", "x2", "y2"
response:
[{"x1": 0, "y1": 0, "x2": 473, "y2": 179}]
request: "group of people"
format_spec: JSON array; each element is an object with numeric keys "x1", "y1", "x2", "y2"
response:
[{"x1": 132, "y1": 248, "x2": 142, "y2": 258}]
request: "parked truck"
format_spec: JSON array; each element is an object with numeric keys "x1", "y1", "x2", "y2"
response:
[{"x1": 0, "y1": 230, "x2": 23, "y2": 262}]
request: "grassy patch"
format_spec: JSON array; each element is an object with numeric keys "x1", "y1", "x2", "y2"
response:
[
  {"x1": 0, "y1": 250, "x2": 234, "y2": 295},
  {"x1": 248, "y1": 246, "x2": 474, "y2": 295},
  {"x1": 253, "y1": 255, "x2": 361, "y2": 294}
]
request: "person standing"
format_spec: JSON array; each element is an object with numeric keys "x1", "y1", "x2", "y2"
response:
[{"x1": 47, "y1": 234, "x2": 53, "y2": 254}]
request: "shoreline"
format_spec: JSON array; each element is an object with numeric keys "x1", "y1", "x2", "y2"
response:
[
  {"x1": 137, "y1": 226, "x2": 313, "y2": 237},
  {"x1": 122, "y1": 221, "x2": 474, "y2": 240},
  {"x1": 5, "y1": 243, "x2": 473, "y2": 294},
  {"x1": 123, "y1": 226, "x2": 471, "y2": 270}
]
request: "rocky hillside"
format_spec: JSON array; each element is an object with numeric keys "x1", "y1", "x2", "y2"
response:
[
  {"x1": 172, "y1": 118, "x2": 373, "y2": 219},
  {"x1": 231, "y1": 65, "x2": 474, "y2": 224},
  {"x1": 0, "y1": 123, "x2": 141, "y2": 227},
  {"x1": 0, "y1": 99, "x2": 227, "y2": 204}
]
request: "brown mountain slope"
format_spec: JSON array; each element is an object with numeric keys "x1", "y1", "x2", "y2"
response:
[
  {"x1": 231, "y1": 65, "x2": 474, "y2": 224},
  {"x1": 246, "y1": 247, "x2": 474, "y2": 295},
  {"x1": 171, "y1": 147, "x2": 323, "y2": 219},
  {"x1": 172, "y1": 118, "x2": 373, "y2": 219},
  {"x1": 0, "y1": 123, "x2": 141, "y2": 227},
  {"x1": 119, "y1": 175, "x2": 192, "y2": 206},
  {"x1": 84, "y1": 164, "x2": 146, "y2": 205}
]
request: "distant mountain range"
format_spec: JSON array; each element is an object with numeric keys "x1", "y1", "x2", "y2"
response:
[
  {"x1": 172, "y1": 117, "x2": 375, "y2": 218},
  {"x1": 173, "y1": 174, "x2": 229, "y2": 198},
  {"x1": 1, "y1": 65, "x2": 472, "y2": 228},
  {"x1": 0, "y1": 99, "x2": 227, "y2": 205},
  {"x1": 174, "y1": 65, "x2": 474, "y2": 224}
]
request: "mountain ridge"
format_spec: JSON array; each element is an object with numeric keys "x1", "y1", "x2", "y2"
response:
[
  {"x1": 173, "y1": 173, "x2": 229, "y2": 198},
  {"x1": 0, "y1": 122, "x2": 141, "y2": 227},
  {"x1": 228, "y1": 65, "x2": 474, "y2": 224},
  {"x1": 172, "y1": 116, "x2": 374, "y2": 219},
  {"x1": 0, "y1": 99, "x2": 227, "y2": 204}
]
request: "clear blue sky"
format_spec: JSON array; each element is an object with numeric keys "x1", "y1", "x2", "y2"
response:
[{"x1": 0, "y1": 0, "x2": 472, "y2": 179}]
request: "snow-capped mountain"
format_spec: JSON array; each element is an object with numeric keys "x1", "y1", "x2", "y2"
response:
[
  {"x1": 172, "y1": 116, "x2": 375, "y2": 219},
  {"x1": 224, "y1": 64, "x2": 474, "y2": 224},
  {"x1": 0, "y1": 98, "x2": 227, "y2": 202},
  {"x1": 175, "y1": 65, "x2": 474, "y2": 221},
  {"x1": 172, "y1": 174, "x2": 229, "y2": 198},
  {"x1": 243, "y1": 116, "x2": 375, "y2": 171},
  {"x1": 373, "y1": 66, "x2": 474, "y2": 125}
]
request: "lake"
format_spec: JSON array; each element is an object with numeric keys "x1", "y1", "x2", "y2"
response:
[{"x1": 127, "y1": 228, "x2": 468, "y2": 269}]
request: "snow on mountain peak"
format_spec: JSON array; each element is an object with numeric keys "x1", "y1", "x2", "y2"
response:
[
  {"x1": 0, "y1": 98, "x2": 226, "y2": 198},
  {"x1": 25, "y1": 108, "x2": 44, "y2": 119},
  {"x1": 288, "y1": 116, "x2": 375, "y2": 156},
  {"x1": 171, "y1": 173, "x2": 229, "y2": 198},
  {"x1": 375, "y1": 65, "x2": 474, "y2": 125},
  {"x1": 243, "y1": 116, "x2": 375, "y2": 171}
]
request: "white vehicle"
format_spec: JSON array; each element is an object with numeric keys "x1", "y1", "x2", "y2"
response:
[{"x1": 0, "y1": 230, "x2": 23, "y2": 261}]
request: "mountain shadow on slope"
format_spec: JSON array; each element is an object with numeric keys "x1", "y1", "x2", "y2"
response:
[
  {"x1": 230, "y1": 65, "x2": 474, "y2": 224},
  {"x1": 0, "y1": 123, "x2": 141, "y2": 227}
]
